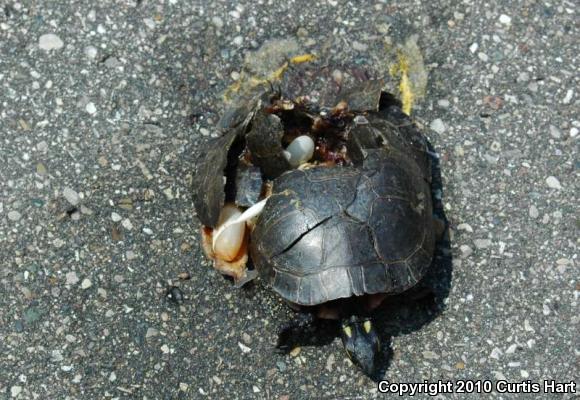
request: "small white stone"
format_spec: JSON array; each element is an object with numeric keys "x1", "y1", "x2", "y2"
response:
[
  {"x1": 143, "y1": 227, "x2": 154, "y2": 235},
  {"x1": 457, "y1": 223, "x2": 473, "y2": 232},
  {"x1": 212, "y1": 16, "x2": 224, "y2": 29},
  {"x1": 545, "y1": 176, "x2": 562, "y2": 190},
  {"x1": 111, "y1": 212, "x2": 122, "y2": 222},
  {"x1": 63, "y1": 187, "x2": 80, "y2": 205},
  {"x1": 146, "y1": 327, "x2": 158, "y2": 338},
  {"x1": 562, "y1": 89, "x2": 573, "y2": 104},
  {"x1": 238, "y1": 342, "x2": 251, "y2": 353},
  {"x1": 122, "y1": 218, "x2": 133, "y2": 230},
  {"x1": 499, "y1": 14, "x2": 512, "y2": 24},
  {"x1": 478, "y1": 52, "x2": 489, "y2": 62},
  {"x1": 469, "y1": 43, "x2": 478, "y2": 53},
  {"x1": 529, "y1": 205, "x2": 539, "y2": 219},
  {"x1": 570, "y1": 127, "x2": 578, "y2": 138},
  {"x1": 549, "y1": 125, "x2": 561, "y2": 139},
  {"x1": 520, "y1": 370, "x2": 529, "y2": 378},
  {"x1": 8, "y1": 210, "x2": 22, "y2": 221},
  {"x1": 85, "y1": 102, "x2": 97, "y2": 115},
  {"x1": 109, "y1": 371, "x2": 117, "y2": 382},
  {"x1": 39, "y1": 33, "x2": 64, "y2": 50},
  {"x1": 490, "y1": 347, "x2": 502, "y2": 359},
  {"x1": 474, "y1": 239, "x2": 491, "y2": 249},
  {"x1": 437, "y1": 99, "x2": 450, "y2": 108},
  {"x1": 66, "y1": 271, "x2": 79, "y2": 285},
  {"x1": 143, "y1": 18, "x2": 155, "y2": 29},
  {"x1": 81, "y1": 278, "x2": 92, "y2": 289},
  {"x1": 233, "y1": 36, "x2": 243, "y2": 46},
  {"x1": 430, "y1": 119, "x2": 446, "y2": 134},
  {"x1": 252, "y1": 386, "x2": 260, "y2": 393},
  {"x1": 11, "y1": 386, "x2": 22, "y2": 397},
  {"x1": 161, "y1": 344, "x2": 170, "y2": 354},
  {"x1": 505, "y1": 344, "x2": 518, "y2": 354},
  {"x1": 352, "y1": 41, "x2": 368, "y2": 51},
  {"x1": 542, "y1": 304, "x2": 550, "y2": 315},
  {"x1": 459, "y1": 245, "x2": 473, "y2": 258},
  {"x1": 84, "y1": 45, "x2": 98, "y2": 59}
]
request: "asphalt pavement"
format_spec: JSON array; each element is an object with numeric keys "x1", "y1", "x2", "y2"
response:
[{"x1": 0, "y1": 0, "x2": 578, "y2": 399}]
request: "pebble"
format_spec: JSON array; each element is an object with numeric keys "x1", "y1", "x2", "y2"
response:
[
  {"x1": 562, "y1": 89, "x2": 573, "y2": 104},
  {"x1": 289, "y1": 347, "x2": 301, "y2": 357},
  {"x1": 326, "y1": 353, "x2": 335, "y2": 371},
  {"x1": 11, "y1": 386, "x2": 22, "y2": 397},
  {"x1": 276, "y1": 361, "x2": 287, "y2": 372},
  {"x1": 459, "y1": 245, "x2": 473, "y2": 258},
  {"x1": 122, "y1": 218, "x2": 133, "y2": 230},
  {"x1": 430, "y1": 119, "x2": 446, "y2": 134},
  {"x1": 8, "y1": 210, "x2": 22, "y2": 221},
  {"x1": 81, "y1": 278, "x2": 92, "y2": 289},
  {"x1": 499, "y1": 14, "x2": 512, "y2": 25},
  {"x1": 39, "y1": 33, "x2": 64, "y2": 50},
  {"x1": 437, "y1": 99, "x2": 450, "y2": 108},
  {"x1": 474, "y1": 239, "x2": 491, "y2": 249},
  {"x1": 352, "y1": 41, "x2": 368, "y2": 51},
  {"x1": 490, "y1": 347, "x2": 502, "y2": 359},
  {"x1": 549, "y1": 125, "x2": 562, "y2": 139},
  {"x1": 111, "y1": 212, "x2": 122, "y2": 222},
  {"x1": 478, "y1": 52, "x2": 489, "y2": 62},
  {"x1": 65, "y1": 271, "x2": 79, "y2": 285},
  {"x1": 212, "y1": 16, "x2": 224, "y2": 29},
  {"x1": 457, "y1": 223, "x2": 473, "y2": 232},
  {"x1": 545, "y1": 176, "x2": 562, "y2": 190},
  {"x1": 238, "y1": 342, "x2": 251, "y2": 353},
  {"x1": 520, "y1": 370, "x2": 529, "y2": 378},
  {"x1": 63, "y1": 187, "x2": 80, "y2": 205},
  {"x1": 469, "y1": 43, "x2": 478, "y2": 53},
  {"x1": 233, "y1": 36, "x2": 243, "y2": 46},
  {"x1": 529, "y1": 205, "x2": 539, "y2": 219},
  {"x1": 84, "y1": 45, "x2": 98, "y2": 59},
  {"x1": 86, "y1": 102, "x2": 97, "y2": 115}
]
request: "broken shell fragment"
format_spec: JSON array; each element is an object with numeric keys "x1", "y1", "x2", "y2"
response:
[
  {"x1": 284, "y1": 135, "x2": 315, "y2": 167},
  {"x1": 213, "y1": 204, "x2": 246, "y2": 262}
]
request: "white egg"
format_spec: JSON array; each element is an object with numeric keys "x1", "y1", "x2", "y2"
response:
[
  {"x1": 213, "y1": 204, "x2": 246, "y2": 261},
  {"x1": 284, "y1": 135, "x2": 315, "y2": 167}
]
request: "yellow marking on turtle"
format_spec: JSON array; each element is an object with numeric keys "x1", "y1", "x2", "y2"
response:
[
  {"x1": 342, "y1": 325, "x2": 353, "y2": 338},
  {"x1": 363, "y1": 320, "x2": 372, "y2": 334}
]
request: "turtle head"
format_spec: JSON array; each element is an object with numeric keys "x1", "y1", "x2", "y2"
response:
[{"x1": 340, "y1": 316, "x2": 381, "y2": 376}]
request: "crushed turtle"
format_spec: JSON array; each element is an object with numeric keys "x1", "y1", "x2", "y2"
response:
[{"x1": 191, "y1": 79, "x2": 444, "y2": 376}]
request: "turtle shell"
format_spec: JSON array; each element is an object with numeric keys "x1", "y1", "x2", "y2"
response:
[{"x1": 250, "y1": 111, "x2": 435, "y2": 306}]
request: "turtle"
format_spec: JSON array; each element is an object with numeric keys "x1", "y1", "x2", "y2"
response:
[
  {"x1": 192, "y1": 79, "x2": 444, "y2": 376},
  {"x1": 248, "y1": 109, "x2": 443, "y2": 376}
]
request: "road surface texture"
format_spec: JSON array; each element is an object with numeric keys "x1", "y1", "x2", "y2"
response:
[{"x1": 0, "y1": 0, "x2": 577, "y2": 399}]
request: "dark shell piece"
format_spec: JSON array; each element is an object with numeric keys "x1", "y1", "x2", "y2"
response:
[
  {"x1": 334, "y1": 79, "x2": 384, "y2": 112},
  {"x1": 246, "y1": 110, "x2": 292, "y2": 180},
  {"x1": 233, "y1": 164, "x2": 263, "y2": 208},
  {"x1": 192, "y1": 129, "x2": 239, "y2": 228},
  {"x1": 250, "y1": 111, "x2": 435, "y2": 306},
  {"x1": 217, "y1": 84, "x2": 270, "y2": 131}
]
